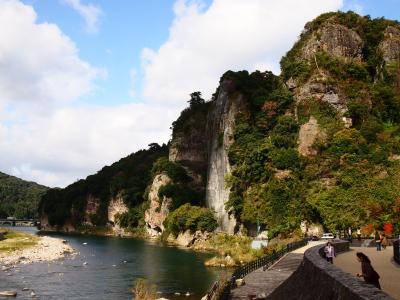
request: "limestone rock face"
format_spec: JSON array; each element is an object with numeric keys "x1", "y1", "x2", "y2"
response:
[
  {"x1": 170, "y1": 230, "x2": 210, "y2": 247},
  {"x1": 205, "y1": 80, "x2": 248, "y2": 234},
  {"x1": 295, "y1": 71, "x2": 348, "y2": 114},
  {"x1": 274, "y1": 169, "x2": 292, "y2": 180},
  {"x1": 301, "y1": 22, "x2": 363, "y2": 62},
  {"x1": 379, "y1": 26, "x2": 400, "y2": 62},
  {"x1": 144, "y1": 173, "x2": 172, "y2": 237},
  {"x1": 83, "y1": 195, "x2": 101, "y2": 225},
  {"x1": 301, "y1": 221, "x2": 324, "y2": 237},
  {"x1": 320, "y1": 23, "x2": 363, "y2": 60},
  {"x1": 107, "y1": 195, "x2": 128, "y2": 224},
  {"x1": 39, "y1": 213, "x2": 75, "y2": 232},
  {"x1": 298, "y1": 116, "x2": 326, "y2": 157}
]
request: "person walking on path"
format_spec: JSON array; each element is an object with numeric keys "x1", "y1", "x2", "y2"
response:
[
  {"x1": 356, "y1": 252, "x2": 381, "y2": 289},
  {"x1": 324, "y1": 242, "x2": 335, "y2": 264},
  {"x1": 348, "y1": 227, "x2": 353, "y2": 243},
  {"x1": 357, "y1": 228, "x2": 361, "y2": 241},
  {"x1": 374, "y1": 231, "x2": 381, "y2": 251},
  {"x1": 381, "y1": 234, "x2": 388, "y2": 250}
]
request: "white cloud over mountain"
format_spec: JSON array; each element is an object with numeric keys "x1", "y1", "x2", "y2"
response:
[
  {"x1": 0, "y1": 104, "x2": 174, "y2": 187},
  {"x1": 0, "y1": 0, "x2": 345, "y2": 187},
  {"x1": 141, "y1": 0, "x2": 343, "y2": 104}
]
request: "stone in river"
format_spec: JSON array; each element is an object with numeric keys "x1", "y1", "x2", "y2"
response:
[{"x1": 0, "y1": 291, "x2": 17, "y2": 297}]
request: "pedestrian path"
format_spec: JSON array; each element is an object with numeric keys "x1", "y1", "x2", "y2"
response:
[
  {"x1": 229, "y1": 241, "x2": 325, "y2": 299},
  {"x1": 335, "y1": 246, "x2": 400, "y2": 300}
]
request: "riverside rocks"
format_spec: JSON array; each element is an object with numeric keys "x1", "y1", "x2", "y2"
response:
[
  {"x1": 0, "y1": 236, "x2": 75, "y2": 266},
  {"x1": 0, "y1": 291, "x2": 17, "y2": 297}
]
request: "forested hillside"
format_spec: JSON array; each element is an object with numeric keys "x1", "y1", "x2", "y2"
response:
[
  {"x1": 39, "y1": 143, "x2": 169, "y2": 230},
  {"x1": 0, "y1": 172, "x2": 47, "y2": 218},
  {"x1": 39, "y1": 11, "x2": 400, "y2": 239},
  {"x1": 224, "y1": 12, "x2": 400, "y2": 236}
]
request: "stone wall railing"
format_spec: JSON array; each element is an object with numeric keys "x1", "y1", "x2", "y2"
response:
[{"x1": 266, "y1": 240, "x2": 395, "y2": 300}]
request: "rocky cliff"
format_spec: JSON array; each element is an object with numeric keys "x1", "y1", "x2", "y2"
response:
[
  {"x1": 144, "y1": 173, "x2": 172, "y2": 237},
  {"x1": 39, "y1": 12, "x2": 400, "y2": 239},
  {"x1": 205, "y1": 80, "x2": 248, "y2": 233}
]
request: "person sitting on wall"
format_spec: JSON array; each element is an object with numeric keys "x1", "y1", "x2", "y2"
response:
[{"x1": 356, "y1": 252, "x2": 381, "y2": 289}]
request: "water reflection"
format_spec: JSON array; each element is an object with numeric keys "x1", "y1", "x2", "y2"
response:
[{"x1": 0, "y1": 227, "x2": 227, "y2": 300}]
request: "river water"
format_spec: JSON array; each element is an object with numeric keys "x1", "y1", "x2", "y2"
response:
[{"x1": 0, "y1": 227, "x2": 225, "y2": 300}]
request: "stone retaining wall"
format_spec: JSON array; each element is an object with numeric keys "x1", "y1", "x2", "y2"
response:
[{"x1": 266, "y1": 240, "x2": 394, "y2": 300}]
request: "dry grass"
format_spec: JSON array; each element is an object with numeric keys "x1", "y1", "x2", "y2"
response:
[
  {"x1": 0, "y1": 228, "x2": 39, "y2": 255},
  {"x1": 132, "y1": 278, "x2": 157, "y2": 300}
]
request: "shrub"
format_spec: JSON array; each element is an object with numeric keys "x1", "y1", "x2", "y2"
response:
[
  {"x1": 383, "y1": 223, "x2": 393, "y2": 236},
  {"x1": 157, "y1": 183, "x2": 202, "y2": 210},
  {"x1": 269, "y1": 148, "x2": 300, "y2": 170},
  {"x1": 164, "y1": 204, "x2": 218, "y2": 236},
  {"x1": 270, "y1": 116, "x2": 299, "y2": 148},
  {"x1": 329, "y1": 128, "x2": 367, "y2": 156},
  {"x1": 116, "y1": 208, "x2": 142, "y2": 228},
  {"x1": 151, "y1": 158, "x2": 189, "y2": 182},
  {"x1": 132, "y1": 279, "x2": 156, "y2": 300}
]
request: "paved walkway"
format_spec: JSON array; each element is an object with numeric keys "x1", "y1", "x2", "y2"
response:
[
  {"x1": 335, "y1": 246, "x2": 400, "y2": 300},
  {"x1": 230, "y1": 241, "x2": 325, "y2": 299}
]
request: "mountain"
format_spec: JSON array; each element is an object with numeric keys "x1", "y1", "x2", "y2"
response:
[
  {"x1": 39, "y1": 11, "x2": 400, "y2": 239},
  {"x1": 0, "y1": 172, "x2": 48, "y2": 218}
]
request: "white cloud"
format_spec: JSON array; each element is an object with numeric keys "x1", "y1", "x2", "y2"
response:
[
  {"x1": 141, "y1": 0, "x2": 343, "y2": 106},
  {"x1": 1, "y1": 0, "x2": 349, "y2": 188},
  {"x1": 0, "y1": 0, "x2": 103, "y2": 106},
  {"x1": 0, "y1": 104, "x2": 177, "y2": 187},
  {"x1": 63, "y1": 0, "x2": 102, "y2": 33}
]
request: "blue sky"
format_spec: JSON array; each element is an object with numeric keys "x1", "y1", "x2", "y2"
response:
[
  {"x1": 0, "y1": 0, "x2": 399, "y2": 187},
  {"x1": 23, "y1": 0, "x2": 180, "y2": 106},
  {"x1": 20, "y1": 0, "x2": 399, "y2": 107}
]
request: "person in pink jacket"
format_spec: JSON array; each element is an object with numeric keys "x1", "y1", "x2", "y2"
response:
[{"x1": 324, "y1": 242, "x2": 336, "y2": 263}]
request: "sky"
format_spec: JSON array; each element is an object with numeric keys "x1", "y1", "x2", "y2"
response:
[{"x1": 0, "y1": 0, "x2": 399, "y2": 188}]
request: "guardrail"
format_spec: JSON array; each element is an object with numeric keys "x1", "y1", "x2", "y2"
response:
[
  {"x1": 206, "y1": 238, "x2": 308, "y2": 300},
  {"x1": 394, "y1": 239, "x2": 400, "y2": 265}
]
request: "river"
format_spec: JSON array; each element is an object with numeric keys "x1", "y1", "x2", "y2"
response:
[{"x1": 0, "y1": 227, "x2": 226, "y2": 300}]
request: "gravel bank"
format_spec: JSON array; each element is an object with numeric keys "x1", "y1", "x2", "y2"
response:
[{"x1": 0, "y1": 235, "x2": 76, "y2": 266}]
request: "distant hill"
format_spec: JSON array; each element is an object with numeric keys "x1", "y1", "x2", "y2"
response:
[{"x1": 0, "y1": 172, "x2": 48, "y2": 218}]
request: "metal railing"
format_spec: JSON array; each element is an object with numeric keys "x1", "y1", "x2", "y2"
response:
[
  {"x1": 206, "y1": 238, "x2": 309, "y2": 300},
  {"x1": 394, "y1": 239, "x2": 400, "y2": 265}
]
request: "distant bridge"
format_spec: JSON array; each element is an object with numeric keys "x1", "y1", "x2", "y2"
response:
[{"x1": 0, "y1": 219, "x2": 39, "y2": 227}]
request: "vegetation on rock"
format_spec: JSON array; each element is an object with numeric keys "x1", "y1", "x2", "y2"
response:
[
  {"x1": 38, "y1": 11, "x2": 400, "y2": 241},
  {"x1": 225, "y1": 11, "x2": 400, "y2": 237},
  {"x1": 39, "y1": 143, "x2": 168, "y2": 227},
  {"x1": 164, "y1": 203, "x2": 218, "y2": 236}
]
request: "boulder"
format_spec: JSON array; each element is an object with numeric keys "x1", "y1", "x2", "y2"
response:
[{"x1": 0, "y1": 291, "x2": 17, "y2": 297}]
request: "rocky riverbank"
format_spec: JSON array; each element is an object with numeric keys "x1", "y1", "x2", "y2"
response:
[{"x1": 0, "y1": 235, "x2": 76, "y2": 266}]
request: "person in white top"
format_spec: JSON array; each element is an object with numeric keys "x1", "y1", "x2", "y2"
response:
[{"x1": 357, "y1": 228, "x2": 361, "y2": 241}]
